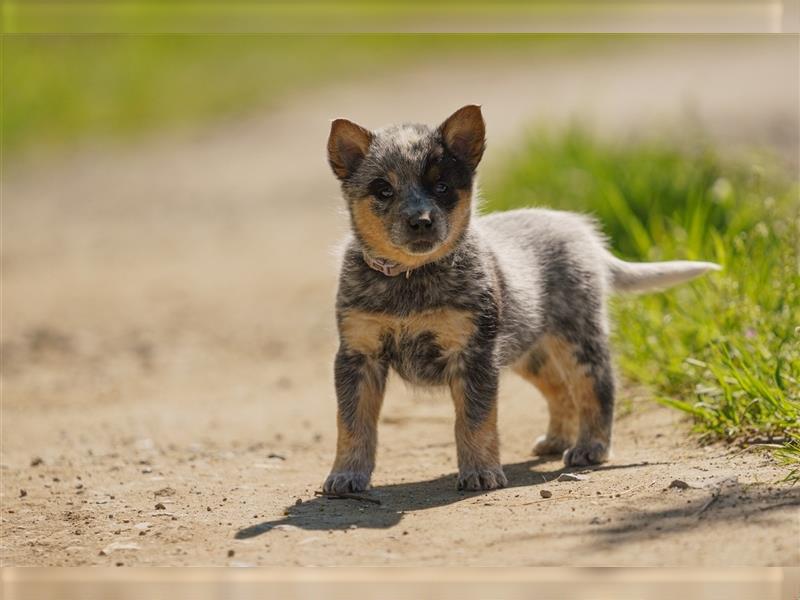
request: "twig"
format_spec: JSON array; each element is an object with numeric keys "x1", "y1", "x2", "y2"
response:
[
  {"x1": 757, "y1": 500, "x2": 800, "y2": 512},
  {"x1": 742, "y1": 436, "x2": 787, "y2": 446},
  {"x1": 615, "y1": 479, "x2": 659, "y2": 498},
  {"x1": 696, "y1": 492, "x2": 720, "y2": 517},
  {"x1": 314, "y1": 491, "x2": 382, "y2": 505},
  {"x1": 695, "y1": 483, "x2": 729, "y2": 517},
  {"x1": 695, "y1": 476, "x2": 738, "y2": 517},
  {"x1": 727, "y1": 443, "x2": 784, "y2": 458}
]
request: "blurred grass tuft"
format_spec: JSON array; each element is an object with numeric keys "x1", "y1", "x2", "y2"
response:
[{"x1": 485, "y1": 128, "x2": 800, "y2": 473}]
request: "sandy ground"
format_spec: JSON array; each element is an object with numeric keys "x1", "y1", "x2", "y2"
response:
[{"x1": 2, "y1": 37, "x2": 799, "y2": 567}]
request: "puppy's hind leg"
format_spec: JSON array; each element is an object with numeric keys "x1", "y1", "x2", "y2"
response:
[
  {"x1": 547, "y1": 336, "x2": 615, "y2": 467},
  {"x1": 513, "y1": 343, "x2": 578, "y2": 457}
]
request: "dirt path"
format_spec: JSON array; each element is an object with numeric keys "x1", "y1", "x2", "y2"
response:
[{"x1": 2, "y1": 37, "x2": 798, "y2": 567}]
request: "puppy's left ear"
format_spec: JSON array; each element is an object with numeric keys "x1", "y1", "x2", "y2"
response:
[
  {"x1": 438, "y1": 105, "x2": 486, "y2": 170},
  {"x1": 328, "y1": 118, "x2": 373, "y2": 180}
]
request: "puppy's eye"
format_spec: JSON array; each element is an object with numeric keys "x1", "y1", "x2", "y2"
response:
[
  {"x1": 369, "y1": 179, "x2": 394, "y2": 200},
  {"x1": 434, "y1": 181, "x2": 448, "y2": 195}
]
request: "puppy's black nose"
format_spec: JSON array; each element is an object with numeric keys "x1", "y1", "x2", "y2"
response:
[{"x1": 408, "y1": 212, "x2": 434, "y2": 230}]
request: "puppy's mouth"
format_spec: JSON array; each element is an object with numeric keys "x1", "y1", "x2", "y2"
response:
[{"x1": 404, "y1": 239, "x2": 440, "y2": 255}]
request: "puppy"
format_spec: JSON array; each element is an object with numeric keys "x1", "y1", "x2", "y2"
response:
[{"x1": 323, "y1": 105, "x2": 719, "y2": 492}]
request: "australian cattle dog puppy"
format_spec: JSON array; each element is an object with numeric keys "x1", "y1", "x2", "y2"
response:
[{"x1": 323, "y1": 105, "x2": 719, "y2": 492}]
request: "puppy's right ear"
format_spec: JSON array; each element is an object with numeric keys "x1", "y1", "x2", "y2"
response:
[{"x1": 327, "y1": 118, "x2": 372, "y2": 180}]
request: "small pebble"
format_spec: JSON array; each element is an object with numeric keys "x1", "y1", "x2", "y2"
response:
[
  {"x1": 154, "y1": 502, "x2": 166, "y2": 510},
  {"x1": 30, "y1": 457, "x2": 44, "y2": 467},
  {"x1": 669, "y1": 479, "x2": 690, "y2": 490},
  {"x1": 557, "y1": 473, "x2": 588, "y2": 482},
  {"x1": 540, "y1": 489, "x2": 553, "y2": 499},
  {"x1": 227, "y1": 549, "x2": 235, "y2": 557},
  {"x1": 19, "y1": 489, "x2": 27, "y2": 498}
]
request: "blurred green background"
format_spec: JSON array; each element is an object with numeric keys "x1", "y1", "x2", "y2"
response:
[{"x1": 5, "y1": 35, "x2": 601, "y2": 156}]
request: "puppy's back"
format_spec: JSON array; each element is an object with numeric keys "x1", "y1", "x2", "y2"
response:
[
  {"x1": 476, "y1": 208, "x2": 614, "y2": 364},
  {"x1": 477, "y1": 208, "x2": 610, "y2": 286}
]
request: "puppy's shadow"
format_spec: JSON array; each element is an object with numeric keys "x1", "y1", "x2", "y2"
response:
[{"x1": 234, "y1": 458, "x2": 653, "y2": 539}]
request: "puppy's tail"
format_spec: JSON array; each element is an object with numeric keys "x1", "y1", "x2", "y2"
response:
[{"x1": 607, "y1": 254, "x2": 721, "y2": 293}]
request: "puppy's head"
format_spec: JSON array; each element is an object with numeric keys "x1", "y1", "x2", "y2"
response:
[{"x1": 327, "y1": 105, "x2": 485, "y2": 266}]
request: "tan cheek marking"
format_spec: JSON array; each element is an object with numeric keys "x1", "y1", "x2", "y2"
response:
[
  {"x1": 427, "y1": 189, "x2": 471, "y2": 262},
  {"x1": 351, "y1": 197, "x2": 399, "y2": 262}
]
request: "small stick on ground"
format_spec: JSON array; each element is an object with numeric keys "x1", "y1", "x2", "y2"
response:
[
  {"x1": 696, "y1": 487, "x2": 723, "y2": 517},
  {"x1": 615, "y1": 479, "x2": 659, "y2": 498},
  {"x1": 314, "y1": 491, "x2": 382, "y2": 505},
  {"x1": 757, "y1": 500, "x2": 800, "y2": 512},
  {"x1": 696, "y1": 476, "x2": 738, "y2": 517}
]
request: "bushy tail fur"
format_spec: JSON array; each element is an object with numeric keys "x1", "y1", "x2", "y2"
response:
[{"x1": 607, "y1": 254, "x2": 721, "y2": 293}]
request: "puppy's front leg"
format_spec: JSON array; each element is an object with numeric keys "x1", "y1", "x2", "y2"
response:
[
  {"x1": 450, "y1": 359, "x2": 507, "y2": 491},
  {"x1": 323, "y1": 347, "x2": 388, "y2": 494}
]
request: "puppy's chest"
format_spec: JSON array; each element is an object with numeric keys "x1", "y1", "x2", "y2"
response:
[{"x1": 339, "y1": 308, "x2": 476, "y2": 384}]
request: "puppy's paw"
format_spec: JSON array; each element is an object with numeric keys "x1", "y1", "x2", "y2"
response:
[
  {"x1": 323, "y1": 471, "x2": 371, "y2": 494},
  {"x1": 563, "y1": 442, "x2": 610, "y2": 467},
  {"x1": 457, "y1": 466, "x2": 507, "y2": 491},
  {"x1": 533, "y1": 434, "x2": 572, "y2": 456}
]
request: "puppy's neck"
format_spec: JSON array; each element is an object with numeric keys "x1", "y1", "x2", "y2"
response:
[{"x1": 361, "y1": 249, "x2": 415, "y2": 278}]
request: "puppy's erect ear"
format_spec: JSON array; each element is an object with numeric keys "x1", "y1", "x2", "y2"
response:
[
  {"x1": 438, "y1": 105, "x2": 486, "y2": 170},
  {"x1": 327, "y1": 118, "x2": 373, "y2": 180}
]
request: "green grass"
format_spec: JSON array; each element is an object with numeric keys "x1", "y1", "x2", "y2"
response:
[
  {"x1": 485, "y1": 128, "x2": 800, "y2": 471},
  {"x1": 3, "y1": 35, "x2": 427, "y2": 155},
  {"x1": 3, "y1": 35, "x2": 604, "y2": 157}
]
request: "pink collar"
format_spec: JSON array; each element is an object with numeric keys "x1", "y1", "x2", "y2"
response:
[{"x1": 362, "y1": 251, "x2": 414, "y2": 279}]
